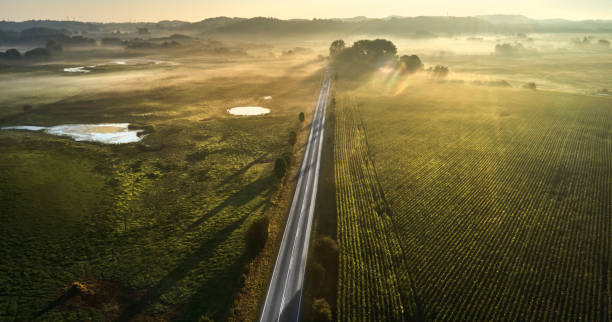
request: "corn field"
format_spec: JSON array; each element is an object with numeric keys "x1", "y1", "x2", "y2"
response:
[{"x1": 334, "y1": 85, "x2": 611, "y2": 320}]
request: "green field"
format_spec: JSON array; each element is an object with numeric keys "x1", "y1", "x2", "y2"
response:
[
  {"x1": 0, "y1": 53, "x2": 323, "y2": 320},
  {"x1": 334, "y1": 78, "x2": 611, "y2": 320}
]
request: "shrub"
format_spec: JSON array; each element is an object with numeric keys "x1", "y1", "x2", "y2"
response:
[
  {"x1": 312, "y1": 298, "x2": 332, "y2": 322},
  {"x1": 2, "y1": 48, "x2": 22, "y2": 60},
  {"x1": 495, "y1": 43, "x2": 527, "y2": 56},
  {"x1": 282, "y1": 152, "x2": 294, "y2": 167},
  {"x1": 274, "y1": 158, "x2": 287, "y2": 179},
  {"x1": 185, "y1": 149, "x2": 208, "y2": 162},
  {"x1": 314, "y1": 236, "x2": 339, "y2": 275},
  {"x1": 245, "y1": 216, "x2": 269, "y2": 256},
  {"x1": 299, "y1": 112, "x2": 305, "y2": 122},
  {"x1": 308, "y1": 262, "x2": 326, "y2": 295},
  {"x1": 428, "y1": 65, "x2": 449, "y2": 78},
  {"x1": 24, "y1": 48, "x2": 51, "y2": 60},
  {"x1": 523, "y1": 82, "x2": 537, "y2": 90},
  {"x1": 288, "y1": 131, "x2": 297, "y2": 146},
  {"x1": 101, "y1": 37, "x2": 124, "y2": 46},
  {"x1": 45, "y1": 39, "x2": 63, "y2": 53}
]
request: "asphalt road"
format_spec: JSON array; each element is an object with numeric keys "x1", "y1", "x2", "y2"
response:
[{"x1": 259, "y1": 70, "x2": 332, "y2": 322}]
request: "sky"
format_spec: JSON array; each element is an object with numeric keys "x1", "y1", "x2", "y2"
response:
[{"x1": 2, "y1": 0, "x2": 612, "y2": 22}]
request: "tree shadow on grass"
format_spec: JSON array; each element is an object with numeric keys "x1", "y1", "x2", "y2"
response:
[
  {"x1": 117, "y1": 212, "x2": 251, "y2": 321},
  {"x1": 117, "y1": 175, "x2": 276, "y2": 321},
  {"x1": 177, "y1": 198, "x2": 273, "y2": 321},
  {"x1": 186, "y1": 174, "x2": 275, "y2": 232},
  {"x1": 214, "y1": 153, "x2": 269, "y2": 190}
]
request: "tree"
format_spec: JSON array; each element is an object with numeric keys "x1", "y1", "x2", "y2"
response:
[
  {"x1": 282, "y1": 152, "x2": 293, "y2": 167},
  {"x1": 329, "y1": 39, "x2": 345, "y2": 56},
  {"x1": 102, "y1": 37, "x2": 124, "y2": 46},
  {"x1": 2, "y1": 48, "x2": 21, "y2": 60},
  {"x1": 495, "y1": 43, "x2": 525, "y2": 56},
  {"x1": 299, "y1": 112, "x2": 305, "y2": 123},
  {"x1": 314, "y1": 236, "x2": 339, "y2": 275},
  {"x1": 330, "y1": 39, "x2": 399, "y2": 75},
  {"x1": 312, "y1": 298, "x2": 332, "y2": 322},
  {"x1": 428, "y1": 65, "x2": 449, "y2": 78},
  {"x1": 523, "y1": 82, "x2": 537, "y2": 90},
  {"x1": 24, "y1": 48, "x2": 51, "y2": 60},
  {"x1": 274, "y1": 158, "x2": 287, "y2": 179},
  {"x1": 352, "y1": 39, "x2": 397, "y2": 58},
  {"x1": 399, "y1": 54, "x2": 424, "y2": 73},
  {"x1": 308, "y1": 262, "x2": 326, "y2": 293},
  {"x1": 288, "y1": 131, "x2": 297, "y2": 146},
  {"x1": 46, "y1": 39, "x2": 63, "y2": 53},
  {"x1": 245, "y1": 216, "x2": 269, "y2": 256}
]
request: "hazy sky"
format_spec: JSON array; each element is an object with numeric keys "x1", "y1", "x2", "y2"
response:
[{"x1": 3, "y1": 0, "x2": 612, "y2": 22}]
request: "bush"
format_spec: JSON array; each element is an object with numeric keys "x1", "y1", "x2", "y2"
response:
[
  {"x1": 185, "y1": 149, "x2": 208, "y2": 162},
  {"x1": 308, "y1": 262, "x2": 326, "y2": 294},
  {"x1": 312, "y1": 298, "x2": 332, "y2": 322},
  {"x1": 46, "y1": 39, "x2": 63, "y2": 53},
  {"x1": 245, "y1": 216, "x2": 269, "y2": 256},
  {"x1": 274, "y1": 158, "x2": 287, "y2": 179},
  {"x1": 523, "y1": 82, "x2": 537, "y2": 90},
  {"x1": 101, "y1": 37, "x2": 124, "y2": 46},
  {"x1": 1, "y1": 48, "x2": 22, "y2": 60},
  {"x1": 314, "y1": 236, "x2": 339, "y2": 275},
  {"x1": 23, "y1": 105, "x2": 33, "y2": 112},
  {"x1": 288, "y1": 131, "x2": 297, "y2": 146},
  {"x1": 24, "y1": 48, "x2": 51, "y2": 60},
  {"x1": 495, "y1": 43, "x2": 526, "y2": 56},
  {"x1": 428, "y1": 65, "x2": 449, "y2": 78},
  {"x1": 282, "y1": 152, "x2": 294, "y2": 167},
  {"x1": 299, "y1": 112, "x2": 305, "y2": 123}
]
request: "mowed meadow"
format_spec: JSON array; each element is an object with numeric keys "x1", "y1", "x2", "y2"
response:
[
  {"x1": 0, "y1": 49, "x2": 324, "y2": 320},
  {"x1": 334, "y1": 76, "x2": 611, "y2": 320}
]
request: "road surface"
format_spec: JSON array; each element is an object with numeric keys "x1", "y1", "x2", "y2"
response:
[{"x1": 260, "y1": 70, "x2": 332, "y2": 322}]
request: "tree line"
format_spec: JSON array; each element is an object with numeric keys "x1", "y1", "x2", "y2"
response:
[{"x1": 329, "y1": 38, "x2": 449, "y2": 78}]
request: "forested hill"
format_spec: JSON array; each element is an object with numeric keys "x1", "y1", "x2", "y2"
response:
[{"x1": 1, "y1": 15, "x2": 612, "y2": 38}]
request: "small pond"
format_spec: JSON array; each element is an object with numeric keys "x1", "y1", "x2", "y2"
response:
[
  {"x1": 227, "y1": 106, "x2": 271, "y2": 116},
  {"x1": 2, "y1": 123, "x2": 143, "y2": 144}
]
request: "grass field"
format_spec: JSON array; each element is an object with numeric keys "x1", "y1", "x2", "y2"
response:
[
  {"x1": 0, "y1": 52, "x2": 324, "y2": 320},
  {"x1": 334, "y1": 77, "x2": 611, "y2": 320}
]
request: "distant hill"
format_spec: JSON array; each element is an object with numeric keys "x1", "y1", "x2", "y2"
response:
[
  {"x1": 1, "y1": 15, "x2": 612, "y2": 41},
  {"x1": 0, "y1": 20, "x2": 99, "y2": 32},
  {"x1": 200, "y1": 16, "x2": 495, "y2": 38},
  {"x1": 187, "y1": 17, "x2": 246, "y2": 32},
  {"x1": 476, "y1": 15, "x2": 536, "y2": 25}
]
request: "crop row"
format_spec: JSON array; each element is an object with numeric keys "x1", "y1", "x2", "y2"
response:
[
  {"x1": 361, "y1": 95, "x2": 611, "y2": 320},
  {"x1": 334, "y1": 101, "x2": 416, "y2": 321}
]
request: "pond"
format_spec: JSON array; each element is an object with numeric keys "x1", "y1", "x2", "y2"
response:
[
  {"x1": 2, "y1": 123, "x2": 143, "y2": 144},
  {"x1": 227, "y1": 106, "x2": 271, "y2": 116}
]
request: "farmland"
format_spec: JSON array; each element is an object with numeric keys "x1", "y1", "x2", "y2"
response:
[
  {"x1": 333, "y1": 77, "x2": 611, "y2": 320},
  {"x1": 0, "y1": 49, "x2": 324, "y2": 320},
  {"x1": 334, "y1": 102, "x2": 418, "y2": 321}
]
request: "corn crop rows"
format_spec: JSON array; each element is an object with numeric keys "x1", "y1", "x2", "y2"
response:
[
  {"x1": 357, "y1": 94, "x2": 611, "y2": 320},
  {"x1": 334, "y1": 102, "x2": 418, "y2": 321}
]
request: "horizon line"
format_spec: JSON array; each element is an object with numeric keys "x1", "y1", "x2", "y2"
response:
[{"x1": 2, "y1": 14, "x2": 612, "y2": 25}]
